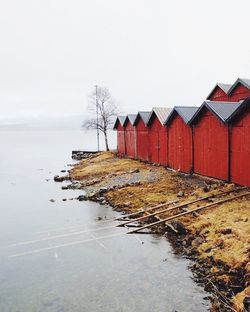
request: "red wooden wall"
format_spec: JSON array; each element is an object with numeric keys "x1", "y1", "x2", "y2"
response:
[
  {"x1": 168, "y1": 114, "x2": 193, "y2": 173},
  {"x1": 230, "y1": 106, "x2": 250, "y2": 187},
  {"x1": 124, "y1": 120, "x2": 136, "y2": 158},
  {"x1": 116, "y1": 123, "x2": 126, "y2": 155},
  {"x1": 148, "y1": 116, "x2": 168, "y2": 166},
  {"x1": 193, "y1": 108, "x2": 229, "y2": 181},
  {"x1": 209, "y1": 86, "x2": 230, "y2": 102},
  {"x1": 136, "y1": 118, "x2": 149, "y2": 161},
  {"x1": 229, "y1": 84, "x2": 250, "y2": 102}
]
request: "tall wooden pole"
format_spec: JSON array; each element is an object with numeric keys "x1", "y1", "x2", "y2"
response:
[{"x1": 95, "y1": 85, "x2": 100, "y2": 151}]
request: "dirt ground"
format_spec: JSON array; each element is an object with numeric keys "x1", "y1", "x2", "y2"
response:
[{"x1": 66, "y1": 152, "x2": 250, "y2": 312}]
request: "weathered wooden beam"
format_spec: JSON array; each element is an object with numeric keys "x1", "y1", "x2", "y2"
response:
[
  {"x1": 118, "y1": 187, "x2": 246, "y2": 227},
  {"x1": 127, "y1": 191, "x2": 250, "y2": 234},
  {"x1": 115, "y1": 200, "x2": 179, "y2": 221}
]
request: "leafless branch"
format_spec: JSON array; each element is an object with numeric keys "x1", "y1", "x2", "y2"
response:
[{"x1": 83, "y1": 86, "x2": 120, "y2": 151}]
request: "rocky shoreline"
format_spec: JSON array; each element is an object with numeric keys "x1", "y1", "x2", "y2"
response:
[{"x1": 54, "y1": 151, "x2": 250, "y2": 312}]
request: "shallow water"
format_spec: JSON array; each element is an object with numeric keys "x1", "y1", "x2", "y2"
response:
[{"x1": 0, "y1": 130, "x2": 209, "y2": 312}]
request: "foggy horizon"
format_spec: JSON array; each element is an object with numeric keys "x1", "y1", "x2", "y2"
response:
[{"x1": 1, "y1": 0, "x2": 250, "y2": 121}]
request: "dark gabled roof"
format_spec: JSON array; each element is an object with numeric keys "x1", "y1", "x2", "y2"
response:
[
  {"x1": 147, "y1": 107, "x2": 172, "y2": 125},
  {"x1": 165, "y1": 106, "x2": 199, "y2": 125},
  {"x1": 227, "y1": 78, "x2": 250, "y2": 95},
  {"x1": 123, "y1": 114, "x2": 137, "y2": 127},
  {"x1": 134, "y1": 111, "x2": 151, "y2": 126},
  {"x1": 206, "y1": 83, "x2": 232, "y2": 99},
  {"x1": 113, "y1": 115, "x2": 127, "y2": 129},
  {"x1": 127, "y1": 114, "x2": 137, "y2": 125},
  {"x1": 189, "y1": 100, "x2": 243, "y2": 125},
  {"x1": 227, "y1": 96, "x2": 250, "y2": 122}
]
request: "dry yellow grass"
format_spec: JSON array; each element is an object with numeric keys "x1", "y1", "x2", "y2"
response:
[
  {"x1": 106, "y1": 180, "x2": 180, "y2": 211},
  {"x1": 233, "y1": 285, "x2": 250, "y2": 311},
  {"x1": 186, "y1": 199, "x2": 250, "y2": 269},
  {"x1": 71, "y1": 152, "x2": 148, "y2": 180}
]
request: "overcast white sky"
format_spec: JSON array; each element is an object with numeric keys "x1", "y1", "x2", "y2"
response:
[{"x1": 1, "y1": 0, "x2": 250, "y2": 120}]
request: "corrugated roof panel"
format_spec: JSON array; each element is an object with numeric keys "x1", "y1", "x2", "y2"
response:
[
  {"x1": 205, "y1": 101, "x2": 242, "y2": 122},
  {"x1": 175, "y1": 106, "x2": 199, "y2": 124},
  {"x1": 189, "y1": 100, "x2": 244, "y2": 124},
  {"x1": 118, "y1": 116, "x2": 126, "y2": 126},
  {"x1": 227, "y1": 96, "x2": 250, "y2": 122},
  {"x1": 127, "y1": 114, "x2": 137, "y2": 125},
  {"x1": 217, "y1": 83, "x2": 232, "y2": 94},
  {"x1": 151, "y1": 107, "x2": 172, "y2": 125},
  {"x1": 136, "y1": 111, "x2": 151, "y2": 125},
  {"x1": 165, "y1": 106, "x2": 199, "y2": 125}
]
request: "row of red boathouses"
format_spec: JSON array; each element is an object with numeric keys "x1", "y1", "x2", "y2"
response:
[{"x1": 113, "y1": 78, "x2": 250, "y2": 187}]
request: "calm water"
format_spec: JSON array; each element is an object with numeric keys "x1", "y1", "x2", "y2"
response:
[{"x1": 0, "y1": 131, "x2": 209, "y2": 312}]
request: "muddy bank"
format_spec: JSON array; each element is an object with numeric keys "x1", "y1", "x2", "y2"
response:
[{"x1": 56, "y1": 152, "x2": 250, "y2": 312}]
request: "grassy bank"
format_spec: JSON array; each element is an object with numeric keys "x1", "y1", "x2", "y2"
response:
[{"x1": 67, "y1": 152, "x2": 250, "y2": 311}]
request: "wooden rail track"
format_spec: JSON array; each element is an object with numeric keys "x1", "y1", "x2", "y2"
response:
[
  {"x1": 115, "y1": 186, "x2": 248, "y2": 234},
  {"x1": 116, "y1": 186, "x2": 246, "y2": 228}
]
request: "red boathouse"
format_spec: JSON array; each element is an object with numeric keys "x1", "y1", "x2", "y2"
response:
[
  {"x1": 113, "y1": 116, "x2": 126, "y2": 156},
  {"x1": 190, "y1": 101, "x2": 242, "y2": 181},
  {"x1": 134, "y1": 111, "x2": 151, "y2": 161},
  {"x1": 227, "y1": 78, "x2": 250, "y2": 102},
  {"x1": 206, "y1": 83, "x2": 231, "y2": 102},
  {"x1": 124, "y1": 114, "x2": 137, "y2": 158},
  {"x1": 207, "y1": 78, "x2": 250, "y2": 102},
  {"x1": 147, "y1": 107, "x2": 171, "y2": 166},
  {"x1": 229, "y1": 97, "x2": 250, "y2": 187},
  {"x1": 165, "y1": 106, "x2": 198, "y2": 173}
]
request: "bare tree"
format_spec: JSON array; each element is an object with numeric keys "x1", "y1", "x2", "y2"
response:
[{"x1": 83, "y1": 86, "x2": 119, "y2": 151}]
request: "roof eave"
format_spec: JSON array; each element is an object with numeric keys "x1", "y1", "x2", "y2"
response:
[
  {"x1": 206, "y1": 84, "x2": 220, "y2": 100},
  {"x1": 134, "y1": 112, "x2": 150, "y2": 126},
  {"x1": 113, "y1": 117, "x2": 119, "y2": 130},
  {"x1": 189, "y1": 102, "x2": 210, "y2": 125},
  {"x1": 226, "y1": 98, "x2": 250, "y2": 123}
]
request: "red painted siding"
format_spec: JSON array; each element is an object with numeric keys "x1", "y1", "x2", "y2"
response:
[
  {"x1": 193, "y1": 108, "x2": 229, "y2": 181},
  {"x1": 231, "y1": 107, "x2": 250, "y2": 187},
  {"x1": 116, "y1": 123, "x2": 126, "y2": 155},
  {"x1": 124, "y1": 120, "x2": 136, "y2": 158},
  {"x1": 229, "y1": 83, "x2": 250, "y2": 102},
  {"x1": 148, "y1": 116, "x2": 168, "y2": 165},
  {"x1": 159, "y1": 127, "x2": 168, "y2": 166},
  {"x1": 208, "y1": 84, "x2": 250, "y2": 102},
  {"x1": 168, "y1": 114, "x2": 193, "y2": 173},
  {"x1": 136, "y1": 118, "x2": 149, "y2": 161},
  {"x1": 208, "y1": 86, "x2": 230, "y2": 102}
]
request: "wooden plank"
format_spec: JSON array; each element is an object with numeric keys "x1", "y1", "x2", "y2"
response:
[
  {"x1": 115, "y1": 200, "x2": 179, "y2": 221},
  {"x1": 118, "y1": 187, "x2": 246, "y2": 227},
  {"x1": 127, "y1": 191, "x2": 250, "y2": 234}
]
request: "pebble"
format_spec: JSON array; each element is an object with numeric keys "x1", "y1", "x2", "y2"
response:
[
  {"x1": 177, "y1": 191, "x2": 184, "y2": 197},
  {"x1": 77, "y1": 195, "x2": 87, "y2": 201}
]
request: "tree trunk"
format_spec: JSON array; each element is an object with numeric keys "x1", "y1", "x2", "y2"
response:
[{"x1": 104, "y1": 130, "x2": 109, "y2": 151}]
